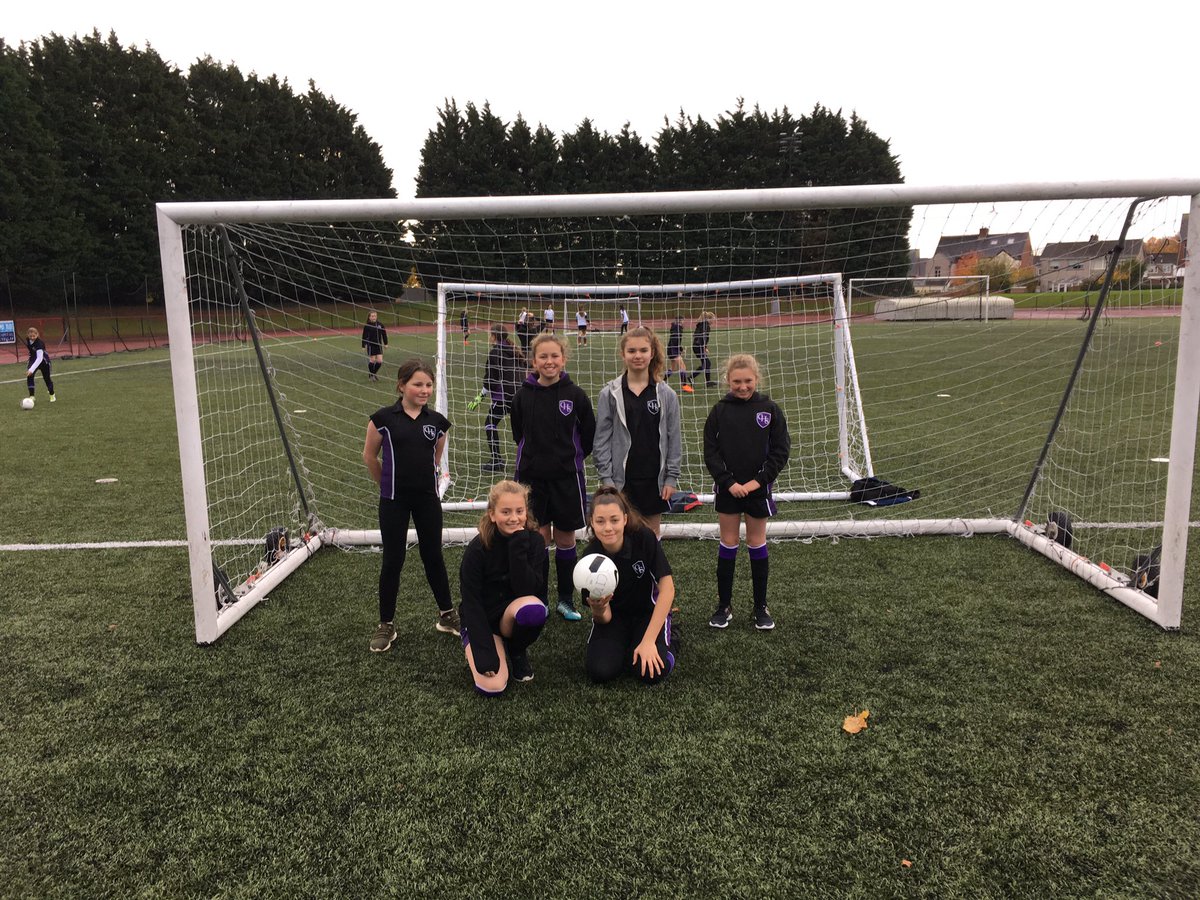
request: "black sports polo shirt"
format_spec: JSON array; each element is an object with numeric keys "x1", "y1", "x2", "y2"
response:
[
  {"x1": 583, "y1": 524, "x2": 671, "y2": 619},
  {"x1": 369, "y1": 403, "x2": 451, "y2": 498}
]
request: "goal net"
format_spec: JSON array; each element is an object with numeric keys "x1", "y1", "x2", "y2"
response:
[
  {"x1": 438, "y1": 275, "x2": 870, "y2": 508},
  {"x1": 157, "y1": 182, "x2": 1200, "y2": 641}
]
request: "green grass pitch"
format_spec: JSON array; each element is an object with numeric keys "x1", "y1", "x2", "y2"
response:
[{"x1": 2, "y1": 325, "x2": 1199, "y2": 896}]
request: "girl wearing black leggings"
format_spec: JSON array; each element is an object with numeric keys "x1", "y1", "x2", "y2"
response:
[{"x1": 363, "y1": 359, "x2": 457, "y2": 652}]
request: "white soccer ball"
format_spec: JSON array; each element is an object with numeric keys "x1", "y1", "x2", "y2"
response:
[
  {"x1": 573, "y1": 552, "x2": 619, "y2": 597},
  {"x1": 20, "y1": 397, "x2": 34, "y2": 410}
]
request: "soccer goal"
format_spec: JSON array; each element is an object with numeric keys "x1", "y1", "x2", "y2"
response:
[
  {"x1": 158, "y1": 179, "x2": 1200, "y2": 641},
  {"x1": 434, "y1": 274, "x2": 871, "y2": 509}
]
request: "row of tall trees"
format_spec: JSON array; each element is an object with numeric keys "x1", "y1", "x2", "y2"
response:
[
  {"x1": 1, "y1": 31, "x2": 394, "y2": 309},
  {"x1": 410, "y1": 101, "x2": 912, "y2": 288}
]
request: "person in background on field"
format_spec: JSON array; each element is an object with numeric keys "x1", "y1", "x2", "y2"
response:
[
  {"x1": 480, "y1": 323, "x2": 527, "y2": 473},
  {"x1": 576, "y1": 307, "x2": 590, "y2": 346},
  {"x1": 511, "y1": 332, "x2": 596, "y2": 621},
  {"x1": 363, "y1": 359, "x2": 459, "y2": 652},
  {"x1": 459, "y1": 480, "x2": 549, "y2": 691},
  {"x1": 461, "y1": 307, "x2": 471, "y2": 344},
  {"x1": 691, "y1": 310, "x2": 717, "y2": 387},
  {"x1": 619, "y1": 304, "x2": 630, "y2": 334},
  {"x1": 581, "y1": 487, "x2": 676, "y2": 685},
  {"x1": 594, "y1": 326, "x2": 681, "y2": 536},
  {"x1": 543, "y1": 303, "x2": 556, "y2": 334},
  {"x1": 361, "y1": 311, "x2": 388, "y2": 382},
  {"x1": 515, "y1": 307, "x2": 533, "y2": 352},
  {"x1": 703, "y1": 354, "x2": 790, "y2": 633},
  {"x1": 663, "y1": 314, "x2": 693, "y2": 393},
  {"x1": 24, "y1": 327, "x2": 55, "y2": 402}
]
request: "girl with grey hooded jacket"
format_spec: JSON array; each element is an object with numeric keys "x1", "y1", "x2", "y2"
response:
[{"x1": 593, "y1": 326, "x2": 683, "y2": 536}]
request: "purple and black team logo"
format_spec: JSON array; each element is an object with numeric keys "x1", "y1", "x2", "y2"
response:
[
  {"x1": 756, "y1": 411, "x2": 772, "y2": 429},
  {"x1": 647, "y1": 399, "x2": 661, "y2": 415},
  {"x1": 559, "y1": 400, "x2": 574, "y2": 416},
  {"x1": 633, "y1": 560, "x2": 646, "y2": 577},
  {"x1": 422, "y1": 424, "x2": 438, "y2": 441}
]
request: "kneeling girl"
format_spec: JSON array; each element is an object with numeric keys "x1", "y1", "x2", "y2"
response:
[
  {"x1": 459, "y1": 480, "x2": 550, "y2": 693},
  {"x1": 582, "y1": 487, "x2": 676, "y2": 685}
]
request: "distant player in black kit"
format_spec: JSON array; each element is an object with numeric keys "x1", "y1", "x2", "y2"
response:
[
  {"x1": 511, "y1": 332, "x2": 596, "y2": 621},
  {"x1": 461, "y1": 307, "x2": 470, "y2": 344},
  {"x1": 459, "y1": 480, "x2": 549, "y2": 691},
  {"x1": 692, "y1": 311, "x2": 717, "y2": 387},
  {"x1": 663, "y1": 314, "x2": 693, "y2": 393},
  {"x1": 581, "y1": 487, "x2": 676, "y2": 685},
  {"x1": 24, "y1": 327, "x2": 55, "y2": 402},
  {"x1": 703, "y1": 354, "x2": 790, "y2": 631},
  {"x1": 361, "y1": 311, "x2": 388, "y2": 381},
  {"x1": 479, "y1": 323, "x2": 527, "y2": 472},
  {"x1": 363, "y1": 359, "x2": 459, "y2": 652}
]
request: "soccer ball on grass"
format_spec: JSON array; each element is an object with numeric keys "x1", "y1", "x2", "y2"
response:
[{"x1": 20, "y1": 397, "x2": 34, "y2": 410}]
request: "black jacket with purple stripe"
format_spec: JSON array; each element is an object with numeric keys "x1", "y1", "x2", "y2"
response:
[{"x1": 510, "y1": 373, "x2": 595, "y2": 481}]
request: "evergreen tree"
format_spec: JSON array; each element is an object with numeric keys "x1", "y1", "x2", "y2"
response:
[{"x1": 0, "y1": 40, "x2": 85, "y2": 303}]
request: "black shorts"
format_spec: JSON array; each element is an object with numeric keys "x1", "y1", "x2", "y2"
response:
[
  {"x1": 578, "y1": 325, "x2": 588, "y2": 334},
  {"x1": 713, "y1": 487, "x2": 776, "y2": 518},
  {"x1": 623, "y1": 477, "x2": 668, "y2": 517},
  {"x1": 525, "y1": 474, "x2": 587, "y2": 531},
  {"x1": 364, "y1": 343, "x2": 383, "y2": 356},
  {"x1": 667, "y1": 347, "x2": 682, "y2": 360}
]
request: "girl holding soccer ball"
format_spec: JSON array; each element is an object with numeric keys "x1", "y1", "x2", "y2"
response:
[
  {"x1": 580, "y1": 487, "x2": 676, "y2": 685},
  {"x1": 702, "y1": 354, "x2": 791, "y2": 632},
  {"x1": 458, "y1": 480, "x2": 549, "y2": 691},
  {"x1": 362, "y1": 359, "x2": 459, "y2": 653}
]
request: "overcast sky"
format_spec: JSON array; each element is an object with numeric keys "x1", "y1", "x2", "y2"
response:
[{"x1": 8, "y1": 0, "x2": 1199, "y2": 204}]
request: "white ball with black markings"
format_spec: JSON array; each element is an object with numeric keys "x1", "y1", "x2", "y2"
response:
[{"x1": 573, "y1": 553, "x2": 619, "y2": 597}]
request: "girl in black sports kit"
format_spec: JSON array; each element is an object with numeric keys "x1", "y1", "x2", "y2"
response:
[
  {"x1": 480, "y1": 323, "x2": 527, "y2": 472},
  {"x1": 703, "y1": 354, "x2": 790, "y2": 632},
  {"x1": 510, "y1": 332, "x2": 595, "y2": 621},
  {"x1": 458, "y1": 480, "x2": 549, "y2": 692},
  {"x1": 363, "y1": 359, "x2": 458, "y2": 652},
  {"x1": 24, "y1": 327, "x2": 55, "y2": 401},
  {"x1": 361, "y1": 311, "x2": 388, "y2": 381},
  {"x1": 582, "y1": 487, "x2": 676, "y2": 685}
]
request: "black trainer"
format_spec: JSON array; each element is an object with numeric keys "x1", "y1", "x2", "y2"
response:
[
  {"x1": 753, "y1": 606, "x2": 775, "y2": 631},
  {"x1": 510, "y1": 651, "x2": 534, "y2": 682},
  {"x1": 708, "y1": 606, "x2": 732, "y2": 629}
]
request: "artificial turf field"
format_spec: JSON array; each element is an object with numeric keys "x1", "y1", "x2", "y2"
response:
[{"x1": 2, "y1": 329, "x2": 1198, "y2": 897}]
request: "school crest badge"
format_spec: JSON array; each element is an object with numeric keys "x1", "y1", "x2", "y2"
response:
[
  {"x1": 559, "y1": 400, "x2": 574, "y2": 416},
  {"x1": 647, "y1": 399, "x2": 661, "y2": 415},
  {"x1": 756, "y1": 412, "x2": 772, "y2": 429},
  {"x1": 423, "y1": 424, "x2": 437, "y2": 441},
  {"x1": 633, "y1": 560, "x2": 646, "y2": 577}
]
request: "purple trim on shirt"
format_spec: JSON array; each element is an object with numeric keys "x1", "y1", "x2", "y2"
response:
[{"x1": 378, "y1": 425, "x2": 394, "y2": 500}]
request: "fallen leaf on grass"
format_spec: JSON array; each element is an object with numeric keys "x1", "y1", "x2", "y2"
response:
[
  {"x1": 842, "y1": 709, "x2": 870, "y2": 734},
  {"x1": 901, "y1": 859, "x2": 913, "y2": 868},
  {"x1": 1154, "y1": 660, "x2": 1162, "y2": 669},
  {"x1": 107, "y1": 624, "x2": 118, "y2": 631}
]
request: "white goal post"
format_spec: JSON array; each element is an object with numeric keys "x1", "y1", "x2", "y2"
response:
[{"x1": 158, "y1": 179, "x2": 1200, "y2": 641}]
